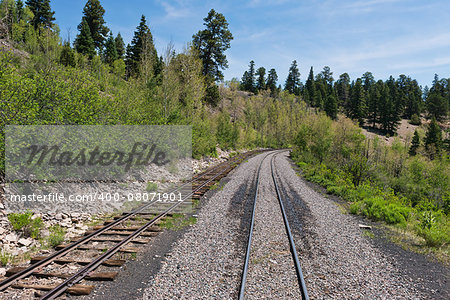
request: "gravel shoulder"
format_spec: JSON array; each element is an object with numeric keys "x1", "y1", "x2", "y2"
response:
[
  {"x1": 276, "y1": 151, "x2": 449, "y2": 299},
  {"x1": 93, "y1": 150, "x2": 449, "y2": 299}
]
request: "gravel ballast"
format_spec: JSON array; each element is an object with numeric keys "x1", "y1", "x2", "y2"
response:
[{"x1": 141, "y1": 151, "x2": 447, "y2": 299}]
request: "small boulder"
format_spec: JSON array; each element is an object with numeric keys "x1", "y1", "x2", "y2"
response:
[
  {"x1": 18, "y1": 238, "x2": 32, "y2": 247},
  {"x1": 4, "y1": 233, "x2": 17, "y2": 243}
]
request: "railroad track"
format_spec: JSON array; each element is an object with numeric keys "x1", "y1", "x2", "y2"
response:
[
  {"x1": 0, "y1": 150, "x2": 262, "y2": 299},
  {"x1": 239, "y1": 151, "x2": 309, "y2": 300}
]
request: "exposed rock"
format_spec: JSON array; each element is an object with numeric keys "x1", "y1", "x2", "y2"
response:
[
  {"x1": 18, "y1": 238, "x2": 32, "y2": 247},
  {"x1": 0, "y1": 268, "x2": 6, "y2": 276},
  {"x1": 5, "y1": 233, "x2": 17, "y2": 243},
  {"x1": 0, "y1": 227, "x2": 6, "y2": 235}
]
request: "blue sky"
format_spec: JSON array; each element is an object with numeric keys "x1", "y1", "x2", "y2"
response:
[{"x1": 52, "y1": 0, "x2": 450, "y2": 87}]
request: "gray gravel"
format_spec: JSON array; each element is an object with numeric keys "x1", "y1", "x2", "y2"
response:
[
  {"x1": 244, "y1": 152, "x2": 302, "y2": 299},
  {"x1": 274, "y1": 151, "x2": 426, "y2": 299},
  {"x1": 141, "y1": 151, "x2": 441, "y2": 299},
  {"x1": 142, "y1": 152, "x2": 266, "y2": 299}
]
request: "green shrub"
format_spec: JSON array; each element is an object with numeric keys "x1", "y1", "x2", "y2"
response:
[
  {"x1": 350, "y1": 202, "x2": 361, "y2": 214},
  {"x1": 0, "y1": 250, "x2": 13, "y2": 266},
  {"x1": 8, "y1": 211, "x2": 43, "y2": 239},
  {"x1": 409, "y1": 114, "x2": 421, "y2": 125},
  {"x1": 45, "y1": 225, "x2": 66, "y2": 248},
  {"x1": 146, "y1": 182, "x2": 158, "y2": 192}
]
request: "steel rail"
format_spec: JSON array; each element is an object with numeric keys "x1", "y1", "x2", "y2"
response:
[
  {"x1": 40, "y1": 156, "x2": 242, "y2": 299},
  {"x1": 0, "y1": 152, "x2": 238, "y2": 292},
  {"x1": 271, "y1": 152, "x2": 309, "y2": 300},
  {"x1": 238, "y1": 151, "x2": 274, "y2": 300}
]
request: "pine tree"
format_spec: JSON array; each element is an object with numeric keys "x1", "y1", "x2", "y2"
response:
[
  {"x1": 60, "y1": 41, "x2": 76, "y2": 67},
  {"x1": 349, "y1": 78, "x2": 366, "y2": 125},
  {"x1": 256, "y1": 67, "x2": 266, "y2": 91},
  {"x1": 304, "y1": 67, "x2": 315, "y2": 105},
  {"x1": 74, "y1": 18, "x2": 95, "y2": 58},
  {"x1": 284, "y1": 60, "x2": 300, "y2": 95},
  {"x1": 361, "y1": 71, "x2": 375, "y2": 92},
  {"x1": 16, "y1": 0, "x2": 24, "y2": 22},
  {"x1": 192, "y1": 9, "x2": 233, "y2": 82},
  {"x1": 126, "y1": 15, "x2": 158, "y2": 77},
  {"x1": 79, "y1": 0, "x2": 109, "y2": 50},
  {"x1": 427, "y1": 94, "x2": 448, "y2": 122},
  {"x1": 115, "y1": 32, "x2": 125, "y2": 58},
  {"x1": 367, "y1": 80, "x2": 382, "y2": 128},
  {"x1": 103, "y1": 31, "x2": 118, "y2": 65},
  {"x1": 425, "y1": 117, "x2": 442, "y2": 159},
  {"x1": 321, "y1": 66, "x2": 334, "y2": 88},
  {"x1": 409, "y1": 130, "x2": 420, "y2": 156},
  {"x1": 266, "y1": 68, "x2": 278, "y2": 93},
  {"x1": 240, "y1": 61, "x2": 256, "y2": 92},
  {"x1": 324, "y1": 94, "x2": 337, "y2": 120},
  {"x1": 336, "y1": 73, "x2": 350, "y2": 108},
  {"x1": 26, "y1": 0, "x2": 55, "y2": 29}
]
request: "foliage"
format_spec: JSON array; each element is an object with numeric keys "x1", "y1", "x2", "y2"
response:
[
  {"x1": 74, "y1": 18, "x2": 95, "y2": 58},
  {"x1": 79, "y1": 0, "x2": 109, "y2": 50},
  {"x1": 45, "y1": 225, "x2": 65, "y2": 248},
  {"x1": 7, "y1": 211, "x2": 43, "y2": 239},
  {"x1": 146, "y1": 181, "x2": 158, "y2": 192},
  {"x1": 192, "y1": 9, "x2": 233, "y2": 82},
  {"x1": 284, "y1": 60, "x2": 301, "y2": 95},
  {"x1": 0, "y1": 250, "x2": 13, "y2": 266},
  {"x1": 26, "y1": 0, "x2": 55, "y2": 30}
]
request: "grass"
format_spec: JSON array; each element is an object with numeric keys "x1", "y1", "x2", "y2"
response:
[
  {"x1": 44, "y1": 225, "x2": 66, "y2": 248},
  {"x1": 146, "y1": 182, "x2": 158, "y2": 192},
  {"x1": 159, "y1": 214, "x2": 197, "y2": 230},
  {"x1": 0, "y1": 250, "x2": 13, "y2": 266}
]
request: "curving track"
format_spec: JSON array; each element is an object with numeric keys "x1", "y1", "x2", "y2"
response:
[{"x1": 239, "y1": 150, "x2": 309, "y2": 300}]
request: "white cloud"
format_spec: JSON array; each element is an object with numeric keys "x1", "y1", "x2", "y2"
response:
[{"x1": 159, "y1": 1, "x2": 191, "y2": 19}]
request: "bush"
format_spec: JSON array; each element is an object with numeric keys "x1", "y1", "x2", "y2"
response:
[
  {"x1": 146, "y1": 182, "x2": 158, "y2": 192},
  {"x1": 409, "y1": 114, "x2": 421, "y2": 125},
  {"x1": 0, "y1": 250, "x2": 13, "y2": 266},
  {"x1": 45, "y1": 225, "x2": 66, "y2": 248},
  {"x1": 8, "y1": 211, "x2": 43, "y2": 239}
]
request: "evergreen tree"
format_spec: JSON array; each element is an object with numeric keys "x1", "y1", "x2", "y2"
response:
[
  {"x1": 192, "y1": 9, "x2": 233, "y2": 82},
  {"x1": 321, "y1": 66, "x2": 334, "y2": 88},
  {"x1": 361, "y1": 71, "x2": 375, "y2": 92},
  {"x1": 266, "y1": 68, "x2": 278, "y2": 93},
  {"x1": 349, "y1": 78, "x2": 366, "y2": 125},
  {"x1": 427, "y1": 93, "x2": 448, "y2": 122},
  {"x1": 60, "y1": 41, "x2": 76, "y2": 67},
  {"x1": 304, "y1": 67, "x2": 316, "y2": 105},
  {"x1": 336, "y1": 73, "x2": 350, "y2": 108},
  {"x1": 240, "y1": 61, "x2": 257, "y2": 92},
  {"x1": 284, "y1": 60, "x2": 300, "y2": 95},
  {"x1": 425, "y1": 117, "x2": 442, "y2": 159},
  {"x1": 16, "y1": 0, "x2": 24, "y2": 22},
  {"x1": 256, "y1": 67, "x2": 266, "y2": 91},
  {"x1": 367, "y1": 80, "x2": 382, "y2": 128},
  {"x1": 409, "y1": 130, "x2": 420, "y2": 156},
  {"x1": 79, "y1": 0, "x2": 109, "y2": 50},
  {"x1": 74, "y1": 18, "x2": 95, "y2": 58},
  {"x1": 382, "y1": 76, "x2": 401, "y2": 134},
  {"x1": 115, "y1": 32, "x2": 125, "y2": 58},
  {"x1": 324, "y1": 94, "x2": 337, "y2": 120},
  {"x1": 314, "y1": 77, "x2": 326, "y2": 109},
  {"x1": 126, "y1": 15, "x2": 158, "y2": 77},
  {"x1": 26, "y1": 0, "x2": 55, "y2": 29},
  {"x1": 103, "y1": 31, "x2": 118, "y2": 65}
]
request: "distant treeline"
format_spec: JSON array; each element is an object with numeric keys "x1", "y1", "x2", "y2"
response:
[{"x1": 239, "y1": 61, "x2": 449, "y2": 134}]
